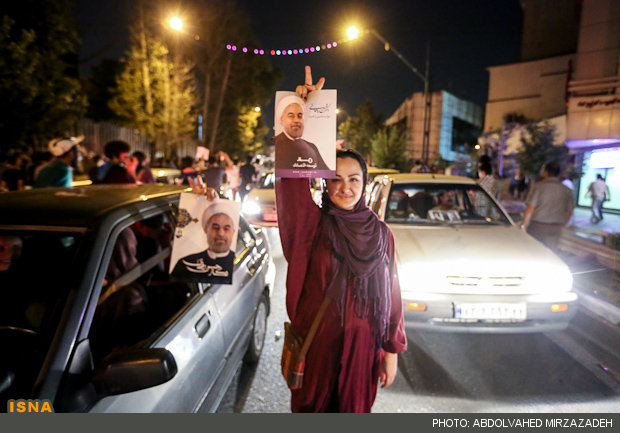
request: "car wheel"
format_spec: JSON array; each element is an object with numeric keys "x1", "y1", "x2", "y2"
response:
[{"x1": 243, "y1": 294, "x2": 268, "y2": 364}]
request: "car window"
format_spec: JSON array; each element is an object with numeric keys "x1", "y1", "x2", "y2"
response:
[
  {"x1": 257, "y1": 172, "x2": 274, "y2": 189},
  {"x1": 236, "y1": 218, "x2": 256, "y2": 255},
  {"x1": 384, "y1": 183, "x2": 510, "y2": 225},
  {"x1": 0, "y1": 229, "x2": 84, "y2": 400},
  {"x1": 371, "y1": 182, "x2": 386, "y2": 215},
  {"x1": 89, "y1": 211, "x2": 201, "y2": 364}
]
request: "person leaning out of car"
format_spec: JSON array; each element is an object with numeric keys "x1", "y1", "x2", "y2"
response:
[{"x1": 520, "y1": 161, "x2": 574, "y2": 254}]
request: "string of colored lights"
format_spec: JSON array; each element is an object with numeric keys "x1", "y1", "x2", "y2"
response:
[{"x1": 225, "y1": 38, "x2": 350, "y2": 56}]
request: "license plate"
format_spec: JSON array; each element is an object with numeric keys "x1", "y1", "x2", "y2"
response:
[
  {"x1": 263, "y1": 212, "x2": 277, "y2": 222},
  {"x1": 455, "y1": 303, "x2": 526, "y2": 320}
]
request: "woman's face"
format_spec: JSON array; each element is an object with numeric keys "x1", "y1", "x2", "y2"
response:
[{"x1": 326, "y1": 156, "x2": 364, "y2": 210}]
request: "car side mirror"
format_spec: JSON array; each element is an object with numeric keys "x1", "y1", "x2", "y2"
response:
[{"x1": 92, "y1": 348, "x2": 177, "y2": 397}]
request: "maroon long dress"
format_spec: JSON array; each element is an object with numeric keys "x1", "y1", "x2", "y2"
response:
[{"x1": 276, "y1": 178, "x2": 407, "y2": 413}]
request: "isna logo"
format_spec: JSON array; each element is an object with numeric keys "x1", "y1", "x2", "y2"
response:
[{"x1": 7, "y1": 399, "x2": 54, "y2": 413}]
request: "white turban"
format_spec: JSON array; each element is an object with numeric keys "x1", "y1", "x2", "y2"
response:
[
  {"x1": 201, "y1": 200, "x2": 237, "y2": 231},
  {"x1": 276, "y1": 95, "x2": 305, "y2": 122}
]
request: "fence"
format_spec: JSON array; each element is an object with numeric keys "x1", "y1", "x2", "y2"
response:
[
  {"x1": 71, "y1": 118, "x2": 150, "y2": 156},
  {"x1": 72, "y1": 118, "x2": 198, "y2": 162}
]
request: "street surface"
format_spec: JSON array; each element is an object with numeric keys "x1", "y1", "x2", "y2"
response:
[{"x1": 217, "y1": 228, "x2": 620, "y2": 413}]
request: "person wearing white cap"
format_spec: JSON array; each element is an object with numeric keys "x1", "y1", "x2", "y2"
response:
[
  {"x1": 274, "y1": 95, "x2": 328, "y2": 172},
  {"x1": 33, "y1": 136, "x2": 83, "y2": 188},
  {"x1": 171, "y1": 200, "x2": 237, "y2": 284}
]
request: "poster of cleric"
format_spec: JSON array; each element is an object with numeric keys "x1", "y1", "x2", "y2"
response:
[
  {"x1": 169, "y1": 193, "x2": 240, "y2": 284},
  {"x1": 273, "y1": 89, "x2": 337, "y2": 178}
]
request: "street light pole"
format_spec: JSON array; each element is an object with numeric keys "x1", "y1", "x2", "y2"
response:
[{"x1": 365, "y1": 29, "x2": 431, "y2": 166}]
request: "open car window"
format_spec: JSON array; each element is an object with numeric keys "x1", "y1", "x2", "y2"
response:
[
  {"x1": 384, "y1": 183, "x2": 510, "y2": 226},
  {"x1": 89, "y1": 211, "x2": 201, "y2": 364}
]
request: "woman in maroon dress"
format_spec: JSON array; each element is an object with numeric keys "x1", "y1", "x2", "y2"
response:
[{"x1": 275, "y1": 67, "x2": 407, "y2": 413}]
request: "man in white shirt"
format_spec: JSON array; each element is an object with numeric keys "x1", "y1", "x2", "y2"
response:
[{"x1": 586, "y1": 174, "x2": 610, "y2": 223}]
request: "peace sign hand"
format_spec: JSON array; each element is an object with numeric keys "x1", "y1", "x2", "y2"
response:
[{"x1": 295, "y1": 65, "x2": 325, "y2": 101}]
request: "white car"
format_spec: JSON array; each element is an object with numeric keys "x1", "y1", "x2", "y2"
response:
[
  {"x1": 241, "y1": 171, "x2": 278, "y2": 227},
  {"x1": 367, "y1": 173, "x2": 578, "y2": 333}
]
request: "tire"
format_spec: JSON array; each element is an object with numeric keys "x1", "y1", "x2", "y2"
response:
[{"x1": 243, "y1": 294, "x2": 268, "y2": 364}]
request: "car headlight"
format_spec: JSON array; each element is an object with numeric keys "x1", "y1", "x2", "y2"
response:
[
  {"x1": 398, "y1": 262, "x2": 438, "y2": 294},
  {"x1": 242, "y1": 200, "x2": 261, "y2": 215},
  {"x1": 527, "y1": 263, "x2": 573, "y2": 292}
]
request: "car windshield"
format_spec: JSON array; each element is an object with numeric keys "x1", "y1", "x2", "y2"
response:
[
  {"x1": 0, "y1": 229, "x2": 83, "y2": 400},
  {"x1": 384, "y1": 183, "x2": 511, "y2": 226},
  {"x1": 257, "y1": 172, "x2": 274, "y2": 189}
]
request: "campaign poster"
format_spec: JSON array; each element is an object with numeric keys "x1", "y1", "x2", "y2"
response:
[
  {"x1": 274, "y1": 89, "x2": 337, "y2": 178},
  {"x1": 169, "y1": 193, "x2": 240, "y2": 284}
]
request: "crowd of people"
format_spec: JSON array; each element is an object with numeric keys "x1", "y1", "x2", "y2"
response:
[{"x1": 0, "y1": 137, "x2": 267, "y2": 201}]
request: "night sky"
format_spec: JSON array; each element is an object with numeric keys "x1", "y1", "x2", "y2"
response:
[{"x1": 72, "y1": 0, "x2": 523, "y2": 126}]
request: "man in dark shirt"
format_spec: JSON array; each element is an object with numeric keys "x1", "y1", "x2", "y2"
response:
[
  {"x1": 0, "y1": 155, "x2": 26, "y2": 191},
  {"x1": 96, "y1": 140, "x2": 135, "y2": 184},
  {"x1": 201, "y1": 157, "x2": 225, "y2": 192},
  {"x1": 274, "y1": 95, "x2": 328, "y2": 173},
  {"x1": 239, "y1": 155, "x2": 257, "y2": 201}
]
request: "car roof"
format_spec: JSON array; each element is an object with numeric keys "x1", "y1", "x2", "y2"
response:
[
  {"x1": 384, "y1": 173, "x2": 478, "y2": 185},
  {"x1": 368, "y1": 167, "x2": 399, "y2": 174},
  {"x1": 0, "y1": 184, "x2": 189, "y2": 229}
]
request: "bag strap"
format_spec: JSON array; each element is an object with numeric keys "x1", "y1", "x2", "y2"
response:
[{"x1": 299, "y1": 297, "x2": 331, "y2": 361}]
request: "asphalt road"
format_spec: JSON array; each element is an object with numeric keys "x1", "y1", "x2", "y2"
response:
[{"x1": 217, "y1": 228, "x2": 620, "y2": 413}]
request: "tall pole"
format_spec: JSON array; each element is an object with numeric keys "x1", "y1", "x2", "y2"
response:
[
  {"x1": 422, "y1": 42, "x2": 431, "y2": 166},
  {"x1": 367, "y1": 29, "x2": 431, "y2": 166}
]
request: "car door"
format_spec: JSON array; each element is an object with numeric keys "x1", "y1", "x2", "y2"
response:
[
  {"x1": 82, "y1": 210, "x2": 228, "y2": 412},
  {"x1": 210, "y1": 218, "x2": 261, "y2": 357}
]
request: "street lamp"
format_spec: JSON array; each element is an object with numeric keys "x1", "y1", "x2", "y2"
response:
[
  {"x1": 350, "y1": 26, "x2": 432, "y2": 165},
  {"x1": 168, "y1": 16, "x2": 183, "y2": 32}
]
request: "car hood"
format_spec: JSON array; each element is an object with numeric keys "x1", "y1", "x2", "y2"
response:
[{"x1": 390, "y1": 224, "x2": 573, "y2": 294}]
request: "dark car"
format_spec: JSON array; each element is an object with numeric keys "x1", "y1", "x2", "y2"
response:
[{"x1": 0, "y1": 184, "x2": 274, "y2": 412}]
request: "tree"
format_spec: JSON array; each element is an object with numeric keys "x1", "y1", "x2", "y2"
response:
[
  {"x1": 338, "y1": 100, "x2": 384, "y2": 161},
  {"x1": 0, "y1": 1, "x2": 85, "y2": 152},
  {"x1": 83, "y1": 59, "x2": 123, "y2": 122},
  {"x1": 514, "y1": 121, "x2": 570, "y2": 178},
  {"x1": 109, "y1": 8, "x2": 197, "y2": 160},
  {"x1": 185, "y1": 0, "x2": 281, "y2": 155},
  {"x1": 370, "y1": 125, "x2": 408, "y2": 170}
]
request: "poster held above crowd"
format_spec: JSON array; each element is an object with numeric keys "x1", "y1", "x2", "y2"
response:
[{"x1": 274, "y1": 89, "x2": 337, "y2": 179}]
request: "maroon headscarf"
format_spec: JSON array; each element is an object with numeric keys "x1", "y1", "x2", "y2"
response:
[{"x1": 320, "y1": 150, "x2": 392, "y2": 345}]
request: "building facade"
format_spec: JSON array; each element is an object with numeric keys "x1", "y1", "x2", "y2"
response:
[
  {"x1": 385, "y1": 90, "x2": 483, "y2": 164},
  {"x1": 566, "y1": 0, "x2": 620, "y2": 212},
  {"x1": 483, "y1": 0, "x2": 618, "y2": 212}
]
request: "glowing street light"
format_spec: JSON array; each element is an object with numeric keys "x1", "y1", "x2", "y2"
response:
[
  {"x1": 168, "y1": 16, "x2": 183, "y2": 32},
  {"x1": 346, "y1": 26, "x2": 360, "y2": 40},
  {"x1": 254, "y1": 106, "x2": 261, "y2": 113},
  {"x1": 335, "y1": 108, "x2": 341, "y2": 114}
]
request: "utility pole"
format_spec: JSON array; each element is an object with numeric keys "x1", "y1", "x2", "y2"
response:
[{"x1": 367, "y1": 30, "x2": 431, "y2": 166}]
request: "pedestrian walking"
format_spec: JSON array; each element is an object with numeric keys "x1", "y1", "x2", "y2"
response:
[
  {"x1": 520, "y1": 161, "x2": 574, "y2": 253},
  {"x1": 239, "y1": 155, "x2": 257, "y2": 201},
  {"x1": 585, "y1": 174, "x2": 610, "y2": 223},
  {"x1": 275, "y1": 66, "x2": 407, "y2": 413}
]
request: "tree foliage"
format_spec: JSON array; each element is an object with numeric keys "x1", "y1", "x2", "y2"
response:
[
  {"x1": 514, "y1": 121, "x2": 570, "y2": 178},
  {"x1": 109, "y1": 10, "x2": 197, "y2": 159},
  {"x1": 338, "y1": 100, "x2": 384, "y2": 161},
  {"x1": 0, "y1": 1, "x2": 85, "y2": 153},
  {"x1": 107, "y1": 0, "x2": 280, "y2": 159},
  {"x1": 187, "y1": 0, "x2": 281, "y2": 156},
  {"x1": 370, "y1": 125, "x2": 408, "y2": 170}
]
